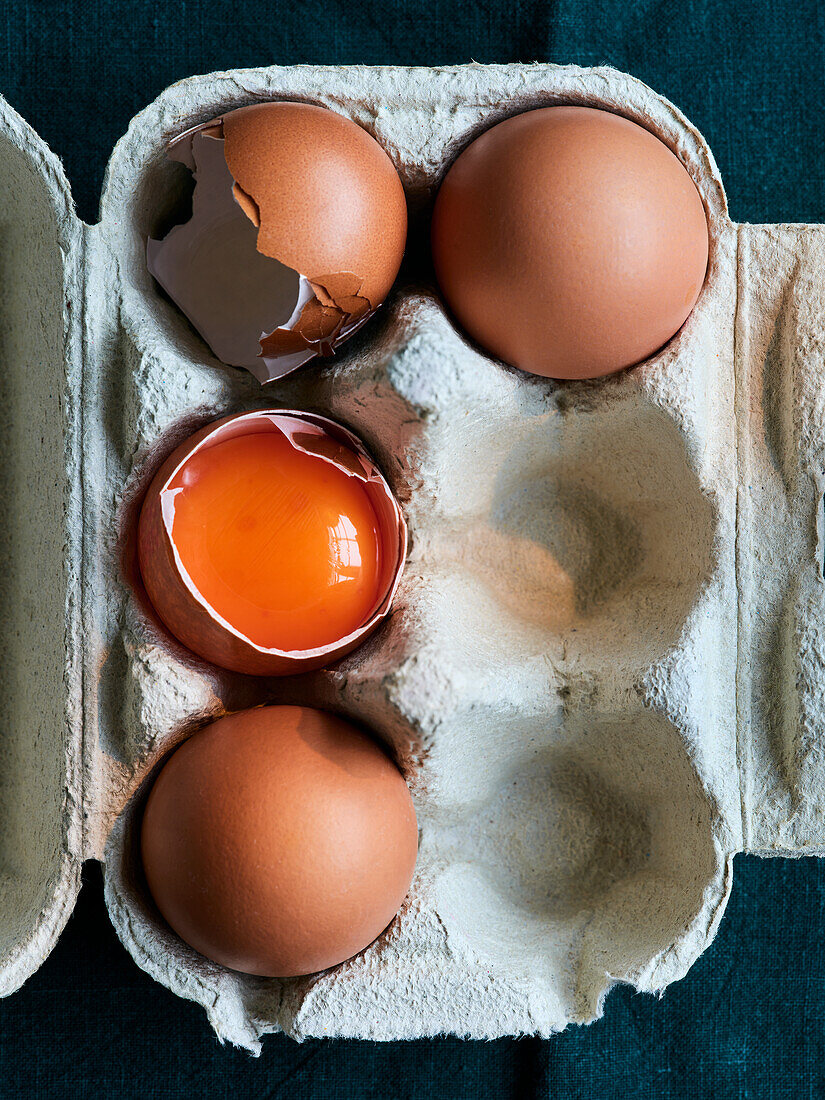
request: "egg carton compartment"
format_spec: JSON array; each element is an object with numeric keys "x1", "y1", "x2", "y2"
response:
[{"x1": 0, "y1": 63, "x2": 823, "y2": 1050}]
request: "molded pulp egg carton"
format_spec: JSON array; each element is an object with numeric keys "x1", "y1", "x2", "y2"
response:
[{"x1": 2, "y1": 63, "x2": 824, "y2": 1052}]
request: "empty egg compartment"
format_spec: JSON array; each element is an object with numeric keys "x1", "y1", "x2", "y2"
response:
[{"x1": 425, "y1": 701, "x2": 729, "y2": 1024}]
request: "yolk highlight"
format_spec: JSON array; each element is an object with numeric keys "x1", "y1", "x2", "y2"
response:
[{"x1": 166, "y1": 431, "x2": 383, "y2": 652}]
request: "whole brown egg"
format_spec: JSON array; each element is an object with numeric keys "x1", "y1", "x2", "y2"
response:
[
  {"x1": 140, "y1": 706, "x2": 418, "y2": 977},
  {"x1": 430, "y1": 106, "x2": 709, "y2": 379}
]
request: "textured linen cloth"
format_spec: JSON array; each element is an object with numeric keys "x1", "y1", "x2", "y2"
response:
[{"x1": 1, "y1": 1, "x2": 825, "y2": 1096}]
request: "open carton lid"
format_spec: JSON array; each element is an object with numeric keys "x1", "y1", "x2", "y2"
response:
[{"x1": 0, "y1": 96, "x2": 85, "y2": 996}]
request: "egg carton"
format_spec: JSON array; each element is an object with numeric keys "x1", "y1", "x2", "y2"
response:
[{"x1": 2, "y1": 62, "x2": 823, "y2": 1053}]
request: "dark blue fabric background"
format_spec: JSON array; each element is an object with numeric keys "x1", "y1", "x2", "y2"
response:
[{"x1": 2, "y1": 2, "x2": 825, "y2": 1096}]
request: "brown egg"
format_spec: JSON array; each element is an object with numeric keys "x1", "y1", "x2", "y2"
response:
[
  {"x1": 136, "y1": 410, "x2": 407, "y2": 677},
  {"x1": 431, "y1": 106, "x2": 709, "y2": 379},
  {"x1": 221, "y1": 103, "x2": 406, "y2": 308},
  {"x1": 140, "y1": 706, "x2": 418, "y2": 978},
  {"x1": 147, "y1": 102, "x2": 407, "y2": 383}
]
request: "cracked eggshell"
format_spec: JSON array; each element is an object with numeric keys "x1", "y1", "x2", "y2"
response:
[
  {"x1": 431, "y1": 105, "x2": 709, "y2": 380},
  {"x1": 136, "y1": 410, "x2": 407, "y2": 676},
  {"x1": 147, "y1": 102, "x2": 407, "y2": 383}
]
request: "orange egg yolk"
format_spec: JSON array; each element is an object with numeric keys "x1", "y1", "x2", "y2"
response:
[{"x1": 165, "y1": 431, "x2": 383, "y2": 652}]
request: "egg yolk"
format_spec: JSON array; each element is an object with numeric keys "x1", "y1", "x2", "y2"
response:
[{"x1": 165, "y1": 431, "x2": 383, "y2": 652}]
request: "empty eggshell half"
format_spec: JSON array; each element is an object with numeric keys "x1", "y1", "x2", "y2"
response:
[
  {"x1": 136, "y1": 410, "x2": 407, "y2": 675},
  {"x1": 147, "y1": 102, "x2": 408, "y2": 383},
  {"x1": 431, "y1": 105, "x2": 710, "y2": 380}
]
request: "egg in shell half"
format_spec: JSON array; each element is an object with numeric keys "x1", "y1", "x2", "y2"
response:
[{"x1": 136, "y1": 410, "x2": 407, "y2": 676}]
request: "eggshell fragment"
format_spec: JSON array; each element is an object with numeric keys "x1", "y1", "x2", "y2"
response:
[
  {"x1": 140, "y1": 705, "x2": 419, "y2": 977},
  {"x1": 147, "y1": 130, "x2": 304, "y2": 372},
  {"x1": 136, "y1": 410, "x2": 407, "y2": 675},
  {"x1": 147, "y1": 103, "x2": 407, "y2": 383},
  {"x1": 431, "y1": 106, "x2": 709, "y2": 379}
]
